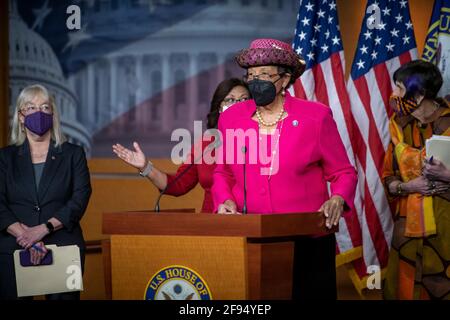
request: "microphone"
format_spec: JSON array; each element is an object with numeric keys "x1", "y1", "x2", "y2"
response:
[
  {"x1": 242, "y1": 146, "x2": 248, "y2": 214},
  {"x1": 154, "y1": 134, "x2": 222, "y2": 212}
]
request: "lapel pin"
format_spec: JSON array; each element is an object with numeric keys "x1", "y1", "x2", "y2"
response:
[
  {"x1": 292, "y1": 120, "x2": 299, "y2": 127},
  {"x1": 52, "y1": 156, "x2": 56, "y2": 160}
]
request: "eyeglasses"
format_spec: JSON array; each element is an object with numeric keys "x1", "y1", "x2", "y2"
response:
[
  {"x1": 243, "y1": 72, "x2": 282, "y2": 82},
  {"x1": 222, "y1": 97, "x2": 249, "y2": 105},
  {"x1": 20, "y1": 103, "x2": 52, "y2": 115}
]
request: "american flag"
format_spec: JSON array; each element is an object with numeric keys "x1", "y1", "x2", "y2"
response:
[
  {"x1": 291, "y1": 0, "x2": 364, "y2": 280},
  {"x1": 346, "y1": 0, "x2": 417, "y2": 287},
  {"x1": 292, "y1": 0, "x2": 418, "y2": 290}
]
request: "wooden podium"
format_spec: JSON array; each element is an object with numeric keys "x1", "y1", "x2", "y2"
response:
[{"x1": 102, "y1": 211, "x2": 336, "y2": 300}]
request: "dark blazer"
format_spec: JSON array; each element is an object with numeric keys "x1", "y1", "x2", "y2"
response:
[{"x1": 0, "y1": 140, "x2": 92, "y2": 254}]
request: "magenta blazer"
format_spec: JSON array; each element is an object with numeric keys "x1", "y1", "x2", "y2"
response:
[{"x1": 212, "y1": 92, "x2": 357, "y2": 215}]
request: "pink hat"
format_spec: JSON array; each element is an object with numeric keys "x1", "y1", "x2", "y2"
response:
[{"x1": 236, "y1": 39, "x2": 306, "y2": 80}]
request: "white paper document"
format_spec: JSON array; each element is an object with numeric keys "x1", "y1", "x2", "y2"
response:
[
  {"x1": 426, "y1": 135, "x2": 450, "y2": 168},
  {"x1": 13, "y1": 244, "x2": 83, "y2": 297}
]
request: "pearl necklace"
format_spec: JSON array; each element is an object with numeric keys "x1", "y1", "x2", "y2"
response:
[
  {"x1": 259, "y1": 118, "x2": 285, "y2": 180},
  {"x1": 256, "y1": 107, "x2": 285, "y2": 127}
]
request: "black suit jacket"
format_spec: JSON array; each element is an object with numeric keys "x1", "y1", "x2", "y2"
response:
[{"x1": 0, "y1": 140, "x2": 92, "y2": 254}]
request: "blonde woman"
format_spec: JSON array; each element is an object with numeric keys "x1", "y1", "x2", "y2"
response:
[{"x1": 0, "y1": 84, "x2": 91, "y2": 300}]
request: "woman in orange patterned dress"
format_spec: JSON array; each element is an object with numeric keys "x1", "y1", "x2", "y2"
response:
[{"x1": 383, "y1": 60, "x2": 450, "y2": 300}]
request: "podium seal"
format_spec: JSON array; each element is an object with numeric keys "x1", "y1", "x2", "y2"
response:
[{"x1": 144, "y1": 265, "x2": 212, "y2": 300}]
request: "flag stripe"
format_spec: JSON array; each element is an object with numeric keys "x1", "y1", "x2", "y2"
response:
[
  {"x1": 399, "y1": 50, "x2": 413, "y2": 65},
  {"x1": 299, "y1": 69, "x2": 316, "y2": 101},
  {"x1": 365, "y1": 69, "x2": 392, "y2": 150},
  {"x1": 312, "y1": 65, "x2": 330, "y2": 106},
  {"x1": 293, "y1": 79, "x2": 307, "y2": 100},
  {"x1": 374, "y1": 63, "x2": 394, "y2": 117},
  {"x1": 352, "y1": 77, "x2": 386, "y2": 174}
]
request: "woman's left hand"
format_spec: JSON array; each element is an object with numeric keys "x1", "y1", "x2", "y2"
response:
[
  {"x1": 320, "y1": 195, "x2": 345, "y2": 229},
  {"x1": 16, "y1": 224, "x2": 49, "y2": 249},
  {"x1": 423, "y1": 159, "x2": 450, "y2": 183}
]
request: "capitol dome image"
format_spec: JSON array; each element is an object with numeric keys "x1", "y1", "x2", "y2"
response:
[{"x1": 8, "y1": 0, "x2": 92, "y2": 156}]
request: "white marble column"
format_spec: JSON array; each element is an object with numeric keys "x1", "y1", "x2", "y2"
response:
[
  {"x1": 217, "y1": 53, "x2": 226, "y2": 85},
  {"x1": 135, "y1": 55, "x2": 145, "y2": 131},
  {"x1": 135, "y1": 55, "x2": 143, "y2": 131},
  {"x1": 136, "y1": 55, "x2": 145, "y2": 103},
  {"x1": 102, "y1": 63, "x2": 110, "y2": 124},
  {"x1": 67, "y1": 76, "x2": 76, "y2": 94},
  {"x1": 161, "y1": 54, "x2": 172, "y2": 133},
  {"x1": 87, "y1": 63, "x2": 95, "y2": 131},
  {"x1": 126, "y1": 56, "x2": 137, "y2": 131},
  {"x1": 79, "y1": 72, "x2": 85, "y2": 125},
  {"x1": 189, "y1": 53, "x2": 199, "y2": 126},
  {"x1": 81, "y1": 70, "x2": 88, "y2": 125},
  {"x1": 96, "y1": 68, "x2": 102, "y2": 124},
  {"x1": 123, "y1": 57, "x2": 133, "y2": 114},
  {"x1": 109, "y1": 56, "x2": 118, "y2": 122}
]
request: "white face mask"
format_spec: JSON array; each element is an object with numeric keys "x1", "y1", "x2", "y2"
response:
[
  {"x1": 220, "y1": 96, "x2": 249, "y2": 113},
  {"x1": 220, "y1": 103, "x2": 234, "y2": 113}
]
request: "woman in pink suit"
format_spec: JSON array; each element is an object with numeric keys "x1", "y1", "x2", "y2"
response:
[{"x1": 212, "y1": 39, "x2": 358, "y2": 299}]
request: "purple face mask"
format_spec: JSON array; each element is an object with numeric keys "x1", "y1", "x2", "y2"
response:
[{"x1": 24, "y1": 111, "x2": 53, "y2": 136}]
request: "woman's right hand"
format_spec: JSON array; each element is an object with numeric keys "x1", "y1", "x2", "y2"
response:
[
  {"x1": 112, "y1": 142, "x2": 147, "y2": 171},
  {"x1": 217, "y1": 200, "x2": 240, "y2": 214},
  {"x1": 6, "y1": 222, "x2": 27, "y2": 239},
  {"x1": 403, "y1": 176, "x2": 438, "y2": 195}
]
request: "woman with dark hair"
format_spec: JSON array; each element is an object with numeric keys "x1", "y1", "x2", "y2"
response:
[
  {"x1": 382, "y1": 60, "x2": 450, "y2": 300},
  {"x1": 112, "y1": 78, "x2": 249, "y2": 212},
  {"x1": 207, "y1": 78, "x2": 250, "y2": 129}
]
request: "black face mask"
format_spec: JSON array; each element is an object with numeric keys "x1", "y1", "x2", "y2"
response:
[{"x1": 248, "y1": 77, "x2": 282, "y2": 106}]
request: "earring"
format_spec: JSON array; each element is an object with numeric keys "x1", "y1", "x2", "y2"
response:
[{"x1": 281, "y1": 88, "x2": 286, "y2": 96}]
